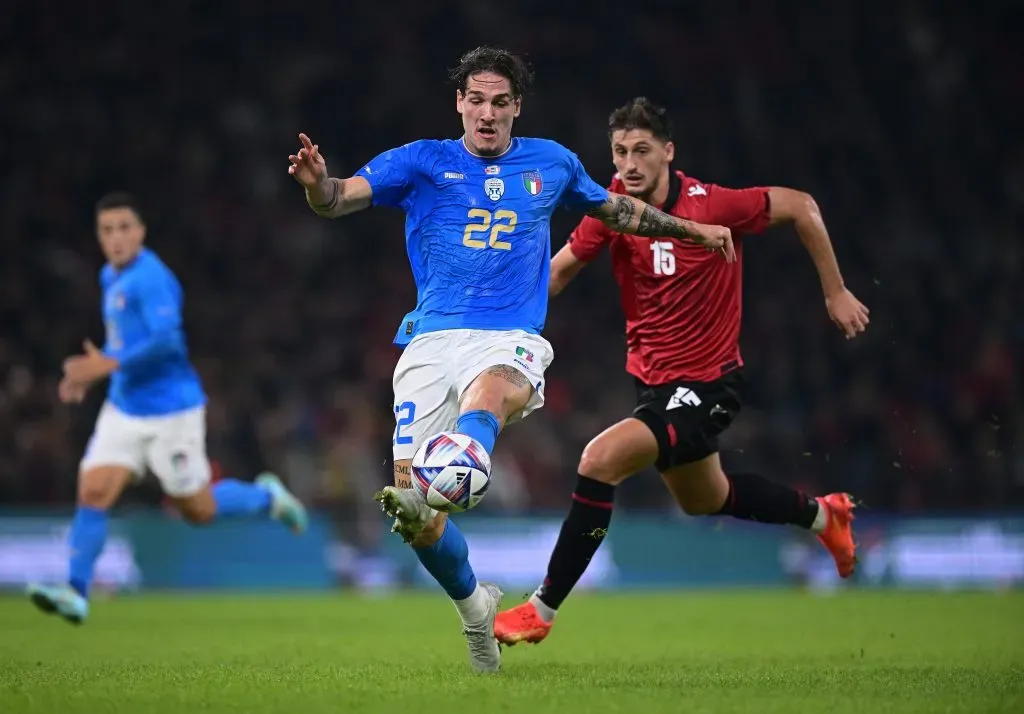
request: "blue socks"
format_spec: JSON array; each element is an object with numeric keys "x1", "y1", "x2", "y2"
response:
[
  {"x1": 410, "y1": 410, "x2": 494, "y2": 604},
  {"x1": 68, "y1": 506, "x2": 109, "y2": 598},
  {"x1": 414, "y1": 519, "x2": 477, "y2": 600},
  {"x1": 66, "y1": 479, "x2": 271, "y2": 599},
  {"x1": 212, "y1": 479, "x2": 272, "y2": 518},
  {"x1": 456, "y1": 410, "x2": 500, "y2": 454}
]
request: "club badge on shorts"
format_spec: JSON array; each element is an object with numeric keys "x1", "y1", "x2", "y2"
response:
[{"x1": 171, "y1": 451, "x2": 189, "y2": 472}]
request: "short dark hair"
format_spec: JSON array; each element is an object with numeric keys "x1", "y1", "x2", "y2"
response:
[
  {"x1": 95, "y1": 191, "x2": 144, "y2": 222},
  {"x1": 449, "y1": 46, "x2": 534, "y2": 99},
  {"x1": 608, "y1": 97, "x2": 673, "y2": 143}
]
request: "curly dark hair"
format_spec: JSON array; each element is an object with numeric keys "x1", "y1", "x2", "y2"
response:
[
  {"x1": 448, "y1": 46, "x2": 535, "y2": 99},
  {"x1": 608, "y1": 97, "x2": 674, "y2": 142}
]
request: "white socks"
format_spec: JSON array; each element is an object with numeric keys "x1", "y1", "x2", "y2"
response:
[
  {"x1": 528, "y1": 593, "x2": 557, "y2": 624},
  {"x1": 810, "y1": 499, "x2": 828, "y2": 533},
  {"x1": 453, "y1": 584, "x2": 490, "y2": 624}
]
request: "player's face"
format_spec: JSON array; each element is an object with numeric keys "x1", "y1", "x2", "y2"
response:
[
  {"x1": 96, "y1": 207, "x2": 145, "y2": 266},
  {"x1": 457, "y1": 72, "x2": 521, "y2": 157},
  {"x1": 610, "y1": 129, "x2": 674, "y2": 199}
]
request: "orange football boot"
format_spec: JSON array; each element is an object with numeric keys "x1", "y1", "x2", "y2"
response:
[
  {"x1": 494, "y1": 600, "x2": 553, "y2": 646},
  {"x1": 816, "y1": 492, "x2": 857, "y2": 578}
]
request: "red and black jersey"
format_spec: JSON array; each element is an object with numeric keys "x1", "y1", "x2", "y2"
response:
[{"x1": 569, "y1": 170, "x2": 770, "y2": 385}]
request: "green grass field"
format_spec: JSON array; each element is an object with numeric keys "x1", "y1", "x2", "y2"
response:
[{"x1": 1, "y1": 591, "x2": 1022, "y2": 713}]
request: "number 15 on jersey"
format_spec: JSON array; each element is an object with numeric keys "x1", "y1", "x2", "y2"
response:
[
  {"x1": 463, "y1": 209, "x2": 518, "y2": 251},
  {"x1": 651, "y1": 240, "x2": 676, "y2": 275}
]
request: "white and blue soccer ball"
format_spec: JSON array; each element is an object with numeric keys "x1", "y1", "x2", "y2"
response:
[{"x1": 411, "y1": 432, "x2": 492, "y2": 513}]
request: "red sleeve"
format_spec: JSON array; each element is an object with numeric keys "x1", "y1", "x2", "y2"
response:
[
  {"x1": 568, "y1": 214, "x2": 615, "y2": 262},
  {"x1": 703, "y1": 184, "x2": 771, "y2": 236}
]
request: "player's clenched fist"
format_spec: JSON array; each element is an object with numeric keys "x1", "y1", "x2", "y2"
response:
[
  {"x1": 695, "y1": 224, "x2": 735, "y2": 263},
  {"x1": 287, "y1": 133, "x2": 329, "y2": 189}
]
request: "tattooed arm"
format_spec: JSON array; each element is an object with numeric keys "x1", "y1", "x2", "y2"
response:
[{"x1": 588, "y1": 194, "x2": 735, "y2": 261}]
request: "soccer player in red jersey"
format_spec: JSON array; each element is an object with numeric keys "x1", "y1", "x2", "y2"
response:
[{"x1": 494, "y1": 97, "x2": 871, "y2": 646}]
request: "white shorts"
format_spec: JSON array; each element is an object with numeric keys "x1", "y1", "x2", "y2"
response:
[
  {"x1": 391, "y1": 329, "x2": 554, "y2": 461},
  {"x1": 80, "y1": 402, "x2": 211, "y2": 497}
]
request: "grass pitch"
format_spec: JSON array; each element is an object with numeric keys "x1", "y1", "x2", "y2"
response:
[{"x1": 1, "y1": 590, "x2": 1022, "y2": 713}]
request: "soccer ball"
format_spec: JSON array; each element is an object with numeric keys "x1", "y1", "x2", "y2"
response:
[{"x1": 411, "y1": 432, "x2": 492, "y2": 513}]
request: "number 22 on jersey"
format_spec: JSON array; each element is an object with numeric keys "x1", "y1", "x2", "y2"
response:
[{"x1": 463, "y1": 209, "x2": 518, "y2": 251}]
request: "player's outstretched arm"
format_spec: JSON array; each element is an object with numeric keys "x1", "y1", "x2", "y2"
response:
[
  {"x1": 588, "y1": 195, "x2": 736, "y2": 262},
  {"x1": 288, "y1": 133, "x2": 372, "y2": 218},
  {"x1": 767, "y1": 187, "x2": 869, "y2": 338},
  {"x1": 304, "y1": 176, "x2": 372, "y2": 218}
]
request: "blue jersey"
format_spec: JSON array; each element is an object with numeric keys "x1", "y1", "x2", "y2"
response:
[
  {"x1": 99, "y1": 248, "x2": 205, "y2": 416},
  {"x1": 356, "y1": 137, "x2": 609, "y2": 345}
]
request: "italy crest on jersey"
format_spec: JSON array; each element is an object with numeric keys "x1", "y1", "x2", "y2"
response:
[{"x1": 522, "y1": 170, "x2": 543, "y2": 196}]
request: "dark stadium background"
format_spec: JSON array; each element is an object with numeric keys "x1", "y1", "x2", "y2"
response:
[
  {"x1": 2, "y1": 5, "x2": 1023, "y2": 713},
  {"x1": 0, "y1": 0, "x2": 1020, "y2": 560}
]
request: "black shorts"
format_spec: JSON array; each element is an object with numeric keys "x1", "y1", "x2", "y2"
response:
[{"x1": 633, "y1": 369, "x2": 744, "y2": 471}]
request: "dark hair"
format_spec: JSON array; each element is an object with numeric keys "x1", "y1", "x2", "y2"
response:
[
  {"x1": 449, "y1": 46, "x2": 534, "y2": 99},
  {"x1": 608, "y1": 97, "x2": 674, "y2": 143},
  {"x1": 95, "y1": 191, "x2": 144, "y2": 222}
]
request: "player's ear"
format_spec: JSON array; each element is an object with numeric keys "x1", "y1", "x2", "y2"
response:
[
  {"x1": 513, "y1": 97, "x2": 522, "y2": 118},
  {"x1": 664, "y1": 141, "x2": 675, "y2": 164},
  {"x1": 456, "y1": 90, "x2": 465, "y2": 115}
]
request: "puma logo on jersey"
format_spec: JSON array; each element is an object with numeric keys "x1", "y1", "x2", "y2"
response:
[
  {"x1": 667, "y1": 387, "x2": 702, "y2": 410},
  {"x1": 444, "y1": 171, "x2": 465, "y2": 180},
  {"x1": 687, "y1": 184, "x2": 707, "y2": 197}
]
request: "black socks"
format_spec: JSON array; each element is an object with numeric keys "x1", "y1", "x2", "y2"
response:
[
  {"x1": 536, "y1": 475, "x2": 615, "y2": 610},
  {"x1": 714, "y1": 471, "x2": 819, "y2": 529}
]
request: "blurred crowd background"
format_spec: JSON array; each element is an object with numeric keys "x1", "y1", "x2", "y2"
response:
[{"x1": 1, "y1": 0, "x2": 1021, "y2": 544}]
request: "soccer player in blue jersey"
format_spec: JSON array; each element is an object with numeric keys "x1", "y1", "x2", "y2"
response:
[
  {"x1": 287, "y1": 47, "x2": 732, "y2": 672},
  {"x1": 26, "y1": 192, "x2": 308, "y2": 625}
]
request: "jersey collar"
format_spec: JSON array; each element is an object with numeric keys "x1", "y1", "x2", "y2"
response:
[
  {"x1": 661, "y1": 169, "x2": 683, "y2": 211},
  {"x1": 459, "y1": 135, "x2": 515, "y2": 160},
  {"x1": 109, "y1": 247, "x2": 147, "y2": 274}
]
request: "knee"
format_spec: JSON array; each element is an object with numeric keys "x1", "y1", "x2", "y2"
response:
[
  {"x1": 462, "y1": 366, "x2": 531, "y2": 423},
  {"x1": 462, "y1": 390, "x2": 511, "y2": 425},
  {"x1": 180, "y1": 505, "x2": 216, "y2": 525},
  {"x1": 410, "y1": 512, "x2": 447, "y2": 548},
  {"x1": 176, "y1": 494, "x2": 217, "y2": 525},
  {"x1": 78, "y1": 482, "x2": 112, "y2": 509},
  {"x1": 77, "y1": 471, "x2": 124, "y2": 509},
  {"x1": 578, "y1": 441, "x2": 627, "y2": 485}
]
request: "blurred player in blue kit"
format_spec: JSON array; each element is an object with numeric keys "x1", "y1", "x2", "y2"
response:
[
  {"x1": 287, "y1": 46, "x2": 732, "y2": 673},
  {"x1": 26, "y1": 193, "x2": 308, "y2": 625}
]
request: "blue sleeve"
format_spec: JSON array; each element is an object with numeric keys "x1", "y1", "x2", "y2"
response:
[
  {"x1": 355, "y1": 142, "x2": 422, "y2": 209},
  {"x1": 114, "y1": 274, "x2": 186, "y2": 371},
  {"x1": 559, "y1": 150, "x2": 609, "y2": 212}
]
